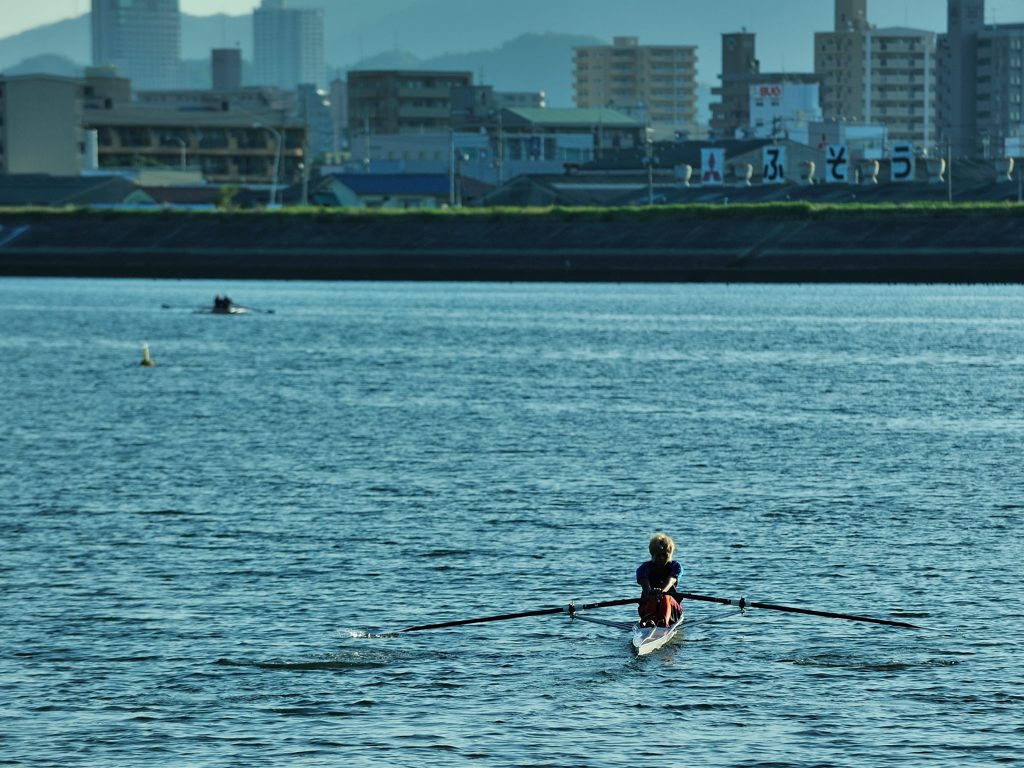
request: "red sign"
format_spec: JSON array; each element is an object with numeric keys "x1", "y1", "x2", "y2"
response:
[{"x1": 757, "y1": 85, "x2": 783, "y2": 99}]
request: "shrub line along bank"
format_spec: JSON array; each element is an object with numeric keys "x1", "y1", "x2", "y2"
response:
[{"x1": 1, "y1": 205, "x2": 1023, "y2": 282}]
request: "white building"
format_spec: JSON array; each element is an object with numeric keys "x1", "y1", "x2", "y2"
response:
[
  {"x1": 253, "y1": 0, "x2": 325, "y2": 90},
  {"x1": 333, "y1": 131, "x2": 597, "y2": 186},
  {"x1": 91, "y1": 0, "x2": 180, "y2": 90},
  {"x1": 809, "y1": 121, "x2": 889, "y2": 160},
  {"x1": 748, "y1": 83, "x2": 823, "y2": 144}
]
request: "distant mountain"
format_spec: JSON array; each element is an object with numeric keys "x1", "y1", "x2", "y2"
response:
[
  {"x1": 0, "y1": 13, "x2": 251, "y2": 72},
  {"x1": 348, "y1": 34, "x2": 715, "y2": 115},
  {"x1": 300, "y1": 0, "x2": 955, "y2": 75},
  {"x1": 0, "y1": 16, "x2": 89, "y2": 71},
  {"x1": 2, "y1": 1, "x2": 966, "y2": 80},
  {"x1": 6, "y1": 54, "x2": 81, "y2": 78}
]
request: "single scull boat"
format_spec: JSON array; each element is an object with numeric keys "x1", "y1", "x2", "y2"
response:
[
  {"x1": 570, "y1": 605, "x2": 743, "y2": 656},
  {"x1": 357, "y1": 593, "x2": 921, "y2": 653}
]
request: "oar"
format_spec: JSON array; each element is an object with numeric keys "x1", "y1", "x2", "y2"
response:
[
  {"x1": 364, "y1": 597, "x2": 639, "y2": 637},
  {"x1": 676, "y1": 592, "x2": 920, "y2": 629},
  {"x1": 160, "y1": 303, "x2": 275, "y2": 314}
]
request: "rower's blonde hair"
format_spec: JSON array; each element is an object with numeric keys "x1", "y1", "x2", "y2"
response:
[{"x1": 649, "y1": 532, "x2": 675, "y2": 557}]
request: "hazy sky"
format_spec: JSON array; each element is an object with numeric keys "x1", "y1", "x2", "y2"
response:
[
  {"x1": 1, "y1": 1, "x2": 261, "y2": 38},
  {"x1": 3, "y1": 0, "x2": 1023, "y2": 47}
]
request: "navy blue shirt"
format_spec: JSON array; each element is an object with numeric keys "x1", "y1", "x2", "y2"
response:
[{"x1": 636, "y1": 560, "x2": 682, "y2": 591}]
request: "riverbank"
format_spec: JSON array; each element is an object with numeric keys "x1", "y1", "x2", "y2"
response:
[{"x1": 1, "y1": 204, "x2": 1023, "y2": 282}]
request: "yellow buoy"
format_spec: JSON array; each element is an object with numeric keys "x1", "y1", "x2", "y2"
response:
[{"x1": 140, "y1": 343, "x2": 155, "y2": 367}]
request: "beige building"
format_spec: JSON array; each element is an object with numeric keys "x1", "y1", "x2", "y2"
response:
[
  {"x1": 573, "y1": 37, "x2": 698, "y2": 137},
  {"x1": 815, "y1": 1, "x2": 937, "y2": 149},
  {"x1": 79, "y1": 68, "x2": 305, "y2": 185},
  {"x1": 85, "y1": 106, "x2": 305, "y2": 185},
  {"x1": 0, "y1": 75, "x2": 83, "y2": 175}
]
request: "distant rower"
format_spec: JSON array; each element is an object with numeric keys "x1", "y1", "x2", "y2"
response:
[{"x1": 213, "y1": 295, "x2": 234, "y2": 313}]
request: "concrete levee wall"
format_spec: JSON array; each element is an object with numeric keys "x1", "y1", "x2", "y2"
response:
[{"x1": 0, "y1": 210, "x2": 1022, "y2": 282}]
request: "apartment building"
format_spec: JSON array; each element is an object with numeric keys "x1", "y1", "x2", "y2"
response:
[
  {"x1": 816, "y1": 0, "x2": 937, "y2": 149},
  {"x1": 939, "y1": 0, "x2": 1024, "y2": 158},
  {"x1": 81, "y1": 71, "x2": 304, "y2": 184},
  {"x1": 0, "y1": 75, "x2": 83, "y2": 175},
  {"x1": 938, "y1": 0, "x2": 985, "y2": 157},
  {"x1": 84, "y1": 106, "x2": 306, "y2": 185},
  {"x1": 91, "y1": 0, "x2": 180, "y2": 90},
  {"x1": 573, "y1": 37, "x2": 698, "y2": 137},
  {"x1": 973, "y1": 25, "x2": 1024, "y2": 158},
  {"x1": 253, "y1": 0, "x2": 326, "y2": 90},
  {"x1": 347, "y1": 71, "x2": 473, "y2": 137}
]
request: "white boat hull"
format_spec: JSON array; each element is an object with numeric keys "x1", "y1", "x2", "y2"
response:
[{"x1": 631, "y1": 616, "x2": 685, "y2": 656}]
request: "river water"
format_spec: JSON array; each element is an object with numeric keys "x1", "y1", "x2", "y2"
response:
[{"x1": 1, "y1": 278, "x2": 1022, "y2": 767}]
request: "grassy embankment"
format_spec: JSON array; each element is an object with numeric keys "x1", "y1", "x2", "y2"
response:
[{"x1": 1, "y1": 202, "x2": 1023, "y2": 221}]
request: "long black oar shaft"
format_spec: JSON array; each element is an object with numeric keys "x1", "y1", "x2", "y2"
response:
[
  {"x1": 676, "y1": 592, "x2": 919, "y2": 629},
  {"x1": 399, "y1": 597, "x2": 638, "y2": 634}
]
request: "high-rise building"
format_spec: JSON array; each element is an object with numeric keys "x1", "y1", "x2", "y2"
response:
[
  {"x1": 710, "y1": 33, "x2": 758, "y2": 137},
  {"x1": 835, "y1": 0, "x2": 869, "y2": 32},
  {"x1": 939, "y1": 0, "x2": 1024, "y2": 159},
  {"x1": 253, "y1": 0, "x2": 325, "y2": 90},
  {"x1": 815, "y1": 1, "x2": 937, "y2": 149},
  {"x1": 91, "y1": 0, "x2": 180, "y2": 91},
  {"x1": 972, "y1": 25, "x2": 1024, "y2": 159},
  {"x1": 573, "y1": 37, "x2": 698, "y2": 136},
  {"x1": 938, "y1": 0, "x2": 985, "y2": 157}
]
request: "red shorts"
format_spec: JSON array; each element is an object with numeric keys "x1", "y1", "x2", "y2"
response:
[{"x1": 638, "y1": 594, "x2": 682, "y2": 626}]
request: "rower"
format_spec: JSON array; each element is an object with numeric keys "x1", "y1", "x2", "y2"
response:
[{"x1": 636, "y1": 533, "x2": 682, "y2": 628}]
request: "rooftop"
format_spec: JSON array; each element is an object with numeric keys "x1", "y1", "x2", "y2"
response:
[{"x1": 505, "y1": 108, "x2": 641, "y2": 128}]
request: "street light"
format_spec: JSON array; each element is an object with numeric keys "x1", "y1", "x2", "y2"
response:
[
  {"x1": 253, "y1": 122, "x2": 283, "y2": 208},
  {"x1": 162, "y1": 135, "x2": 187, "y2": 170}
]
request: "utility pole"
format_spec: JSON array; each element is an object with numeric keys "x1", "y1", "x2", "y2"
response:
[
  {"x1": 449, "y1": 130, "x2": 456, "y2": 207},
  {"x1": 496, "y1": 110, "x2": 504, "y2": 186},
  {"x1": 646, "y1": 131, "x2": 654, "y2": 206},
  {"x1": 363, "y1": 113, "x2": 371, "y2": 172},
  {"x1": 947, "y1": 137, "x2": 953, "y2": 204}
]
